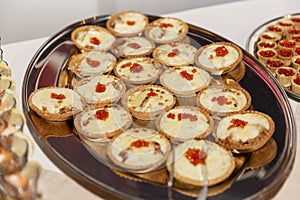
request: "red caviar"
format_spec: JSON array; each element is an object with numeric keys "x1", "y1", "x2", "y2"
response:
[
  {"x1": 159, "y1": 23, "x2": 173, "y2": 28},
  {"x1": 266, "y1": 59, "x2": 284, "y2": 68},
  {"x1": 185, "y1": 148, "x2": 207, "y2": 166},
  {"x1": 168, "y1": 49, "x2": 179, "y2": 57},
  {"x1": 279, "y1": 39, "x2": 296, "y2": 48},
  {"x1": 95, "y1": 109, "x2": 109, "y2": 120},
  {"x1": 167, "y1": 112, "x2": 176, "y2": 119},
  {"x1": 227, "y1": 118, "x2": 248, "y2": 130},
  {"x1": 130, "y1": 63, "x2": 143, "y2": 73},
  {"x1": 51, "y1": 93, "x2": 65, "y2": 100},
  {"x1": 95, "y1": 82, "x2": 106, "y2": 93},
  {"x1": 126, "y1": 20, "x2": 136, "y2": 26},
  {"x1": 278, "y1": 49, "x2": 293, "y2": 57},
  {"x1": 86, "y1": 57, "x2": 100, "y2": 67},
  {"x1": 278, "y1": 68, "x2": 295, "y2": 76},
  {"x1": 90, "y1": 37, "x2": 100, "y2": 45},
  {"x1": 131, "y1": 140, "x2": 150, "y2": 148},
  {"x1": 180, "y1": 70, "x2": 193, "y2": 81},
  {"x1": 259, "y1": 41, "x2": 276, "y2": 48},
  {"x1": 294, "y1": 76, "x2": 300, "y2": 85},
  {"x1": 127, "y1": 42, "x2": 141, "y2": 49},
  {"x1": 147, "y1": 91, "x2": 158, "y2": 97},
  {"x1": 211, "y1": 96, "x2": 232, "y2": 106},
  {"x1": 215, "y1": 46, "x2": 229, "y2": 57},
  {"x1": 178, "y1": 113, "x2": 198, "y2": 121},
  {"x1": 259, "y1": 50, "x2": 276, "y2": 57}
]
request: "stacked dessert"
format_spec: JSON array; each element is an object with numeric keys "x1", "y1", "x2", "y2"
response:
[{"x1": 0, "y1": 42, "x2": 42, "y2": 199}]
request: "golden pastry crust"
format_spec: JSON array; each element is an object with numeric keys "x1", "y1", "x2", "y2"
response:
[
  {"x1": 159, "y1": 65, "x2": 211, "y2": 97},
  {"x1": 71, "y1": 25, "x2": 115, "y2": 52},
  {"x1": 167, "y1": 139, "x2": 236, "y2": 187},
  {"x1": 214, "y1": 110, "x2": 275, "y2": 153},
  {"x1": 153, "y1": 43, "x2": 197, "y2": 67},
  {"x1": 156, "y1": 106, "x2": 214, "y2": 142},
  {"x1": 196, "y1": 85, "x2": 252, "y2": 116},
  {"x1": 122, "y1": 84, "x2": 176, "y2": 120},
  {"x1": 194, "y1": 42, "x2": 243, "y2": 75},
  {"x1": 107, "y1": 127, "x2": 171, "y2": 173},
  {"x1": 257, "y1": 48, "x2": 278, "y2": 65},
  {"x1": 144, "y1": 17, "x2": 189, "y2": 44},
  {"x1": 106, "y1": 10, "x2": 149, "y2": 37},
  {"x1": 74, "y1": 74, "x2": 126, "y2": 106},
  {"x1": 114, "y1": 57, "x2": 161, "y2": 85},
  {"x1": 28, "y1": 86, "x2": 85, "y2": 121},
  {"x1": 67, "y1": 50, "x2": 116, "y2": 78},
  {"x1": 74, "y1": 105, "x2": 132, "y2": 140},
  {"x1": 110, "y1": 36, "x2": 155, "y2": 58}
]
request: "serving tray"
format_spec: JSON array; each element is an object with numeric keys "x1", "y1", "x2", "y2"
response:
[
  {"x1": 246, "y1": 13, "x2": 300, "y2": 101},
  {"x1": 22, "y1": 14, "x2": 296, "y2": 199}
]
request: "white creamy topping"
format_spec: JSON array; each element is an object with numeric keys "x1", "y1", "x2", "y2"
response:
[
  {"x1": 116, "y1": 57, "x2": 160, "y2": 83},
  {"x1": 75, "y1": 75, "x2": 124, "y2": 103},
  {"x1": 197, "y1": 44, "x2": 239, "y2": 70},
  {"x1": 173, "y1": 140, "x2": 233, "y2": 182},
  {"x1": 148, "y1": 18, "x2": 187, "y2": 42},
  {"x1": 79, "y1": 51, "x2": 116, "y2": 76},
  {"x1": 160, "y1": 66, "x2": 211, "y2": 93},
  {"x1": 127, "y1": 86, "x2": 174, "y2": 112},
  {"x1": 114, "y1": 37, "x2": 153, "y2": 56},
  {"x1": 159, "y1": 107, "x2": 209, "y2": 139},
  {"x1": 76, "y1": 28, "x2": 115, "y2": 51},
  {"x1": 111, "y1": 12, "x2": 147, "y2": 34},
  {"x1": 110, "y1": 128, "x2": 169, "y2": 167},
  {"x1": 155, "y1": 43, "x2": 196, "y2": 66},
  {"x1": 79, "y1": 106, "x2": 131, "y2": 135},
  {"x1": 199, "y1": 87, "x2": 248, "y2": 113},
  {"x1": 32, "y1": 88, "x2": 83, "y2": 114},
  {"x1": 216, "y1": 113, "x2": 270, "y2": 142}
]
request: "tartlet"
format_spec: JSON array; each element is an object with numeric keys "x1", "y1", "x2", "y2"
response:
[
  {"x1": 159, "y1": 65, "x2": 211, "y2": 97},
  {"x1": 265, "y1": 58, "x2": 286, "y2": 74},
  {"x1": 266, "y1": 24, "x2": 284, "y2": 37},
  {"x1": 114, "y1": 57, "x2": 161, "y2": 85},
  {"x1": 153, "y1": 43, "x2": 197, "y2": 67},
  {"x1": 74, "y1": 74, "x2": 126, "y2": 106},
  {"x1": 291, "y1": 75, "x2": 300, "y2": 94},
  {"x1": 257, "y1": 48, "x2": 277, "y2": 65},
  {"x1": 156, "y1": 106, "x2": 213, "y2": 142},
  {"x1": 68, "y1": 50, "x2": 116, "y2": 78},
  {"x1": 28, "y1": 86, "x2": 84, "y2": 121},
  {"x1": 144, "y1": 17, "x2": 189, "y2": 44},
  {"x1": 256, "y1": 40, "x2": 277, "y2": 50},
  {"x1": 167, "y1": 139, "x2": 235, "y2": 186},
  {"x1": 194, "y1": 42, "x2": 243, "y2": 75},
  {"x1": 277, "y1": 47, "x2": 294, "y2": 65},
  {"x1": 214, "y1": 110, "x2": 275, "y2": 153},
  {"x1": 277, "y1": 38, "x2": 297, "y2": 50},
  {"x1": 196, "y1": 85, "x2": 252, "y2": 116},
  {"x1": 107, "y1": 127, "x2": 170, "y2": 172},
  {"x1": 259, "y1": 31, "x2": 281, "y2": 42},
  {"x1": 106, "y1": 11, "x2": 149, "y2": 37},
  {"x1": 110, "y1": 36, "x2": 155, "y2": 58},
  {"x1": 73, "y1": 105, "x2": 132, "y2": 141},
  {"x1": 122, "y1": 84, "x2": 176, "y2": 120},
  {"x1": 275, "y1": 66, "x2": 297, "y2": 87},
  {"x1": 292, "y1": 55, "x2": 300, "y2": 69},
  {"x1": 71, "y1": 25, "x2": 116, "y2": 52}
]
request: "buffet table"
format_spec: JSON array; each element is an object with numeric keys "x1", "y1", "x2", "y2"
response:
[{"x1": 2, "y1": 0, "x2": 300, "y2": 199}]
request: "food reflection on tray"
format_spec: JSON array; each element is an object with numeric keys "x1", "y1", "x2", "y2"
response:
[
  {"x1": 247, "y1": 13, "x2": 300, "y2": 101},
  {"x1": 25, "y1": 11, "x2": 284, "y2": 199}
]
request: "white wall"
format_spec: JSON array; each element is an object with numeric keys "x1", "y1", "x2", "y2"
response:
[{"x1": 0, "y1": 0, "x2": 241, "y2": 44}]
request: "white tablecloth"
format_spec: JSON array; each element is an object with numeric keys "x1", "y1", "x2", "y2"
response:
[{"x1": 2, "y1": 0, "x2": 300, "y2": 199}]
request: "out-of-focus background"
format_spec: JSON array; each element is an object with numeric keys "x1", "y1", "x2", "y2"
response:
[{"x1": 0, "y1": 0, "x2": 242, "y2": 44}]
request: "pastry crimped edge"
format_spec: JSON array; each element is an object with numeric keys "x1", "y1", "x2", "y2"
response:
[
  {"x1": 71, "y1": 25, "x2": 115, "y2": 52},
  {"x1": 166, "y1": 139, "x2": 236, "y2": 187},
  {"x1": 107, "y1": 127, "x2": 171, "y2": 173},
  {"x1": 196, "y1": 84, "x2": 252, "y2": 117},
  {"x1": 73, "y1": 74, "x2": 126, "y2": 106},
  {"x1": 121, "y1": 84, "x2": 176, "y2": 120},
  {"x1": 156, "y1": 106, "x2": 214, "y2": 142},
  {"x1": 194, "y1": 42, "x2": 243, "y2": 75},
  {"x1": 106, "y1": 10, "x2": 149, "y2": 37},
  {"x1": 144, "y1": 17, "x2": 189, "y2": 44},
  {"x1": 213, "y1": 110, "x2": 275, "y2": 153},
  {"x1": 28, "y1": 86, "x2": 85, "y2": 122},
  {"x1": 67, "y1": 51, "x2": 116, "y2": 79},
  {"x1": 114, "y1": 57, "x2": 162, "y2": 85},
  {"x1": 73, "y1": 104, "x2": 133, "y2": 140}
]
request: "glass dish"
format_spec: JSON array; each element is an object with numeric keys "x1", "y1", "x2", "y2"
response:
[{"x1": 22, "y1": 14, "x2": 296, "y2": 199}]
